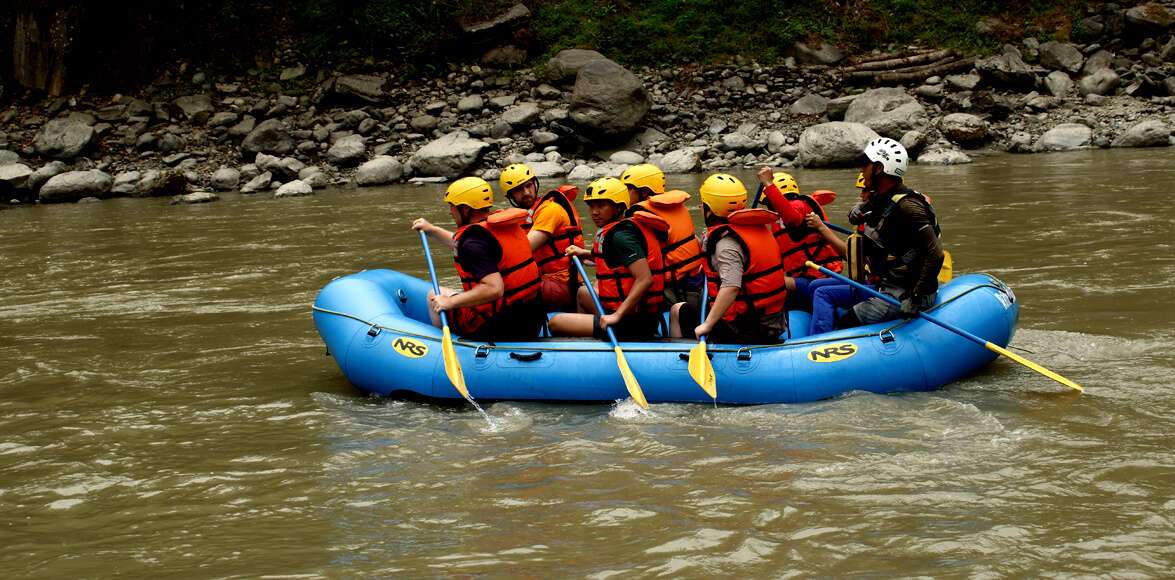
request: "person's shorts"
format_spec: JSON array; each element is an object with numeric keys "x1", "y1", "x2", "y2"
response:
[
  {"x1": 677, "y1": 303, "x2": 785, "y2": 345},
  {"x1": 452, "y1": 300, "x2": 546, "y2": 341},
  {"x1": 540, "y1": 277, "x2": 576, "y2": 312},
  {"x1": 851, "y1": 296, "x2": 901, "y2": 325},
  {"x1": 593, "y1": 312, "x2": 662, "y2": 340}
]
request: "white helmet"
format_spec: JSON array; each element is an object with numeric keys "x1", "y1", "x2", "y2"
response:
[{"x1": 863, "y1": 138, "x2": 908, "y2": 178}]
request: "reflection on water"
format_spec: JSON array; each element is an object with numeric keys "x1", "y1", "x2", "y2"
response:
[{"x1": 2, "y1": 149, "x2": 1174, "y2": 576}]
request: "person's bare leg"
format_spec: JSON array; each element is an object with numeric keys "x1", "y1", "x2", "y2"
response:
[
  {"x1": 577, "y1": 286, "x2": 597, "y2": 314},
  {"x1": 427, "y1": 287, "x2": 459, "y2": 328},
  {"x1": 548, "y1": 313, "x2": 596, "y2": 336},
  {"x1": 668, "y1": 302, "x2": 684, "y2": 338}
]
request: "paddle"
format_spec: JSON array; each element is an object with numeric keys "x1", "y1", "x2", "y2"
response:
[
  {"x1": 419, "y1": 231, "x2": 475, "y2": 404},
  {"x1": 570, "y1": 255, "x2": 650, "y2": 410},
  {"x1": 687, "y1": 281, "x2": 717, "y2": 400},
  {"x1": 804, "y1": 260, "x2": 1082, "y2": 392}
]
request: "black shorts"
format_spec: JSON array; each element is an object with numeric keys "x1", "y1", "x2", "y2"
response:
[
  {"x1": 677, "y1": 303, "x2": 785, "y2": 345},
  {"x1": 593, "y1": 312, "x2": 663, "y2": 340},
  {"x1": 457, "y1": 300, "x2": 546, "y2": 342}
]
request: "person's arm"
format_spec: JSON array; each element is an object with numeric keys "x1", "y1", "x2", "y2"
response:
[
  {"x1": 526, "y1": 229, "x2": 552, "y2": 250},
  {"x1": 527, "y1": 201, "x2": 565, "y2": 250},
  {"x1": 805, "y1": 212, "x2": 847, "y2": 257},
  {"x1": 756, "y1": 166, "x2": 805, "y2": 227},
  {"x1": 696, "y1": 286, "x2": 739, "y2": 337},
  {"x1": 601, "y1": 258, "x2": 652, "y2": 328},
  {"x1": 411, "y1": 218, "x2": 456, "y2": 250},
  {"x1": 695, "y1": 237, "x2": 744, "y2": 336},
  {"x1": 902, "y1": 199, "x2": 945, "y2": 301},
  {"x1": 431, "y1": 273, "x2": 504, "y2": 312}
]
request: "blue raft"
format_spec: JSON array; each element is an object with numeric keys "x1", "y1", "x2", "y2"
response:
[{"x1": 312, "y1": 270, "x2": 1019, "y2": 405}]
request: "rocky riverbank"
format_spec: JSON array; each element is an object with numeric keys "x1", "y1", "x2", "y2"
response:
[{"x1": 1, "y1": 2, "x2": 1174, "y2": 206}]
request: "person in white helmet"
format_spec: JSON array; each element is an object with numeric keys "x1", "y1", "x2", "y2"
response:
[{"x1": 836, "y1": 138, "x2": 945, "y2": 327}]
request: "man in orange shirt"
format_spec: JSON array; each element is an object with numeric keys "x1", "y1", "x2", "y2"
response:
[{"x1": 500, "y1": 163, "x2": 586, "y2": 312}]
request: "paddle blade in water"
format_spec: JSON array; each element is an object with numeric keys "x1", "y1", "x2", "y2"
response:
[
  {"x1": 986, "y1": 342, "x2": 1083, "y2": 392},
  {"x1": 688, "y1": 340, "x2": 717, "y2": 399},
  {"x1": 441, "y1": 326, "x2": 470, "y2": 400},
  {"x1": 613, "y1": 345, "x2": 649, "y2": 410}
]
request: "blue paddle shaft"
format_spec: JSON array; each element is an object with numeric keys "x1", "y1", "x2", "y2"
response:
[
  {"x1": 570, "y1": 255, "x2": 621, "y2": 347},
  {"x1": 419, "y1": 231, "x2": 449, "y2": 328},
  {"x1": 823, "y1": 221, "x2": 854, "y2": 235},
  {"x1": 698, "y1": 277, "x2": 709, "y2": 340},
  {"x1": 750, "y1": 183, "x2": 765, "y2": 209},
  {"x1": 810, "y1": 263, "x2": 991, "y2": 351}
]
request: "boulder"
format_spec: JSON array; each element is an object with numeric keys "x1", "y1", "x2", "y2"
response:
[
  {"x1": 1044, "y1": 71, "x2": 1074, "y2": 96},
  {"x1": 28, "y1": 161, "x2": 66, "y2": 192},
  {"x1": 240, "y1": 171, "x2": 272, "y2": 193},
  {"x1": 39, "y1": 170, "x2": 112, "y2": 203},
  {"x1": 410, "y1": 115, "x2": 438, "y2": 132},
  {"x1": 242, "y1": 119, "x2": 294, "y2": 156},
  {"x1": 256, "y1": 153, "x2": 305, "y2": 180},
  {"x1": 34, "y1": 118, "x2": 95, "y2": 159},
  {"x1": 609, "y1": 151, "x2": 644, "y2": 165},
  {"x1": 917, "y1": 143, "x2": 973, "y2": 165},
  {"x1": 172, "y1": 95, "x2": 215, "y2": 125},
  {"x1": 529, "y1": 161, "x2": 566, "y2": 178},
  {"x1": 1080, "y1": 69, "x2": 1120, "y2": 95},
  {"x1": 939, "y1": 113, "x2": 989, "y2": 147},
  {"x1": 409, "y1": 131, "x2": 491, "y2": 178},
  {"x1": 169, "y1": 191, "x2": 220, "y2": 205},
  {"x1": 797, "y1": 122, "x2": 880, "y2": 167},
  {"x1": 457, "y1": 95, "x2": 484, "y2": 113},
  {"x1": 208, "y1": 112, "x2": 239, "y2": 128},
  {"x1": 1038, "y1": 42, "x2": 1084, "y2": 73},
  {"x1": 975, "y1": 46, "x2": 1036, "y2": 90},
  {"x1": 0, "y1": 150, "x2": 20, "y2": 164},
  {"x1": 335, "y1": 74, "x2": 389, "y2": 103},
  {"x1": 566, "y1": 165, "x2": 594, "y2": 181},
  {"x1": 274, "y1": 180, "x2": 313, "y2": 198},
  {"x1": 532, "y1": 130, "x2": 559, "y2": 146},
  {"x1": 793, "y1": 42, "x2": 846, "y2": 65},
  {"x1": 1082, "y1": 50, "x2": 1114, "y2": 75},
  {"x1": 356, "y1": 156, "x2": 404, "y2": 186},
  {"x1": 546, "y1": 49, "x2": 608, "y2": 83},
  {"x1": 211, "y1": 167, "x2": 241, "y2": 190},
  {"x1": 133, "y1": 169, "x2": 188, "y2": 197},
  {"x1": 0, "y1": 163, "x2": 33, "y2": 193},
  {"x1": 720, "y1": 133, "x2": 764, "y2": 152},
  {"x1": 900, "y1": 130, "x2": 931, "y2": 157},
  {"x1": 482, "y1": 45, "x2": 527, "y2": 67},
  {"x1": 111, "y1": 171, "x2": 142, "y2": 195},
  {"x1": 660, "y1": 148, "x2": 701, "y2": 173},
  {"x1": 790, "y1": 94, "x2": 830, "y2": 116},
  {"x1": 843, "y1": 88, "x2": 928, "y2": 140},
  {"x1": 327, "y1": 134, "x2": 367, "y2": 166},
  {"x1": 1112, "y1": 120, "x2": 1172, "y2": 147},
  {"x1": 228, "y1": 115, "x2": 257, "y2": 138},
  {"x1": 1035, "y1": 123, "x2": 1092, "y2": 152},
  {"x1": 825, "y1": 95, "x2": 858, "y2": 121},
  {"x1": 1125, "y1": 4, "x2": 1175, "y2": 31},
  {"x1": 568, "y1": 59, "x2": 651, "y2": 139},
  {"x1": 501, "y1": 103, "x2": 542, "y2": 127},
  {"x1": 302, "y1": 170, "x2": 331, "y2": 189}
]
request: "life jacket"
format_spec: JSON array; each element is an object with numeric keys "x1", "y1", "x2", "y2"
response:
[
  {"x1": 704, "y1": 208, "x2": 789, "y2": 322},
  {"x1": 630, "y1": 190, "x2": 703, "y2": 285},
  {"x1": 864, "y1": 189, "x2": 944, "y2": 290},
  {"x1": 591, "y1": 212, "x2": 670, "y2": 314},
  {"x1": 525, "y1": 186, "x2": 585, "y2": 279},
  {"x1": 452, "y1": 208, "x2": 542, "y2": 332},
  {"x1": 771, "y1": 193, "x2": 844, "y2": 278}
]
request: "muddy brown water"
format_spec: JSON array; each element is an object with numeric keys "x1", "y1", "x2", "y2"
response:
[{"x1": 2, "y1": 149, "x2": 1174, "y2": 577}]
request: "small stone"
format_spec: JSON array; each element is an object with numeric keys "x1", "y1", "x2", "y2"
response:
[
  {"x1": 274, "y1": 180, "x2": 313, "y2": 198},
  {"x1": 240, "y1": 171, "x2": 272, "y2": 193},
  {"x1": 609, "y1": 150, "x2": 644, "y2": 165}
]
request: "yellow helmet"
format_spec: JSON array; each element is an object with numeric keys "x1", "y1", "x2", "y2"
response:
[
  {"x1": 772, "y1": 172, "x2": 800, "y2": 195},
  {"x1": 855, "y1": 172, "x2": 866, "y2": 189},
  {"x1": 583, "y1": 177, "x2": 629, "y2": 208},
  {"x1": 699, "y1": 173, "x2": 747, "y2": 217},
  {"x1": 444, "y1": 177, "x2": 494, "y2": 209},
  {"x1": 499, "y1": 163, "x2": 535, "y2": 195},
  {"x1": 620, "y1": 163, "x2": 666, "y2": 195}
]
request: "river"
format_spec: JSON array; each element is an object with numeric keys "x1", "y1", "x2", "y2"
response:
[{"x1": 2, "y1": 149, "x2": 1174, "y2": 577}]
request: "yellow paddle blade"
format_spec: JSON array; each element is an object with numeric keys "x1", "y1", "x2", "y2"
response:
[
  {"x1": 938, "y1": 250, "x2": 954, "y2": 285},
  {"x1": 440, "y1": 326, "x2": 471, "y2": 400},
  {"x1": 985, "y1": 342, "x2": 1083, "y2": 392},
  {"x1": 613, "y1": 345, "x2": 649, "y2": 409},
  {"x1": 688, "y1": 340, "x2": 717, "y2": 399}
]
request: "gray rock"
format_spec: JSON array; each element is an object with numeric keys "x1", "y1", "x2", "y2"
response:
[
  {"x1": 536, "y1": 83, "x2": 562, "y2": 99},
  {"x1": 844, "y1": 88, "x2": 928, "y2": 140},
  {"x1": 0, "y1": 150, "x2": 20, "y2": 164},
  {"x1": 482, "y1": 45, "x2": 528, "y2": 67},
  {"x1": 280, "y1": 64, "x2": 307, "y2": 81},
  {"x1": 242, "y1": 119, "x2": 295, "y2": 155},
  {"x1": 1112, "y1": 120, "x2": 1172, "y2": 147},
  {"x1": 609, "y1": 150, "x2": 644, "y2": 165},
  {"x1": 917, "y1": 143, "x2": 973, "y2": 165},
  {"x1": 568, "y1": 59, "x2": 651, "y2": 139},
  {"x1": 1009, "y1": 131, "x2": 1034, "y2": 153},
  {"x1": 211, "y1": 167, "x2": 241, "y2": 190},
  {"x1": 1161, "y1": 37, "x2": 1175, "y2": 62},
  {"x1": 0, "y1": 163, "x2": 33, "y2": 190},
  {"x1": 34, "y1": 118, "x2": 95, "y2": 159},
  {"x1": 28, "y1": 161, "x2": 66, "y2": 192},
  {"x1": 1039, "y1": 41, "x2": 1084, "y2": 73},
  {"x1": 1125, "y1": 4, "x2": 1175, "y2": 31},
  {"x1": 240, "y1": 171, "x2": 272, "y2": 193},
  {"x1": 976, "y1": 46, "x2": 1036, "y2": 89},
  {"x1": 240, "y1": 164, "x2": 260, "y2": 181},
  {"x1": 825, "y1": 95, "x2": 858, "y2": 121},
  {"x1": 302, "y1": 170, "x2": 331, "y2": 189},
  {"x1": 721, "y1": 76, "x2": 745, "y2": 92},
  {"x1": 501, "y1": 103, "x2": 542, "y2": 127},
  {"x1": 720, "y1": 133, "x2": 764, "y2": 152},
  {"x1": 1080, "y1": 69, "x2": 1120, "y2": 95},
  {"x1": 208, "y1": 111, "x2": 239, "y2": 128},
  {"x1": 335, "y1": 74, "x2": 389, "y2": 103},
  {"x1": 172, "y1": 95, "x2": 215, "y2": 125},
  {"x1": 488, "y1": 95, "x2": 517, "y2": 110},
  {"x1": 566, "y1": 164, "x2": 594, "y2": 181},
  {"x1": 274, "y1": 180, "x2": 313, "y2": 198},
  {"x1": 797, "y1": 122, "x2": 880, "y2": 167},
  {"x1": 256, "y1": 153, "x2": 304, "y2": 180},
  {"x1": 766, "y1": 131, "x2": 788, "y2": 154},
  {"x1": 1035, "y1": 123, "x2": 1092, "y2": 152},
  {"x1": 410, "y1": 115, "x2": 438, "y2": 132},
  {"x1": 228, "y1": 115, "x2": 257, "y2": 138},
  {"x1": 327, "y1": 134, "x2": 367, "y2": 166},
  {"x1": 660, "y1": 148, "x2": 701, "y2": 173},
  {"x1": 794, "y1": 41, "x2": 846, "y2": 65},
  {"x1": 409, "y1": 131, "x2": 491, "y2": 178},
  {"x1": 133, "y1": 169, "x2": 187, "y2": 197},
  {"x1": 1045, "y1": 71, "x2": 1074, "y2": 96},
  {"x1": 457, "y1": 95, "x2": 485, "y2": 113},
  {"x1": 1166, "y1": 76, "x2": 1175, "y2": 96},
  {"x1": 900, "y1": 130, "x2": 931, "y2": 157},
  {"x1": 356, "y1": 156, "x2": 404, "y2": 186},
  {"x1": 939, "y1": 113, "x2": 989, "y2": 147},
  {"x1": 1082, "y1": 50, "x2": 1114, "y2": 75},
  {"x1": 170, "y1": 191, "x2": 220, "y2": 205},
  {"x1": 529, "y1": 161, "x2": 566, "y2": 178},
  {"x1": 111, "y1": 171, "x2": 142, "y2": 194},
  {"x1": 945, "y1": 73, "x2": 981, "y2": 91},
  {"x1": 790, "y1": 94, "x2": 830, "y2": 115},
  {"x1": 39, "y1": 170, "x2": 112, "y2": 203},
  {"x1": 547, "y1": 49, "x2": 608, "y2": 83},
  {"x1": 532, "y1": 130, "x2": 560, "y2": 146}
]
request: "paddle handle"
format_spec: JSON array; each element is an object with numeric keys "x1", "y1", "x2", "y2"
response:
[
  {"x1": 420, "y1": 231, "x2": 449, "y2": 329},
  {"x1": 570, "y1": 255, "x2": 621, "y2": 347},
  {"x1": 750, "y1": 182, "x2": 765, "y2": 209},
  {"x1": 822, "y1": 221, "x2": 854, "y2": 235}
]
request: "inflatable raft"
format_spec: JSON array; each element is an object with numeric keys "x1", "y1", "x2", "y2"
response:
[{"x1": 312, "y1": 270, "x2": 1019, "y2": 405}]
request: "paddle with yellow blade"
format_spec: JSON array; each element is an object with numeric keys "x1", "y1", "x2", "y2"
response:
[
  {"x1": 805, "y1": 261, "x2": 1082, "y2": 392},
  {"x1": 687, "y1": 281, "x2": 717, "y2": 400},
  {"x1": 419, "y1": 231, "x2": 475, "y2": 404},
  {"x1": 571, "y1": 255, "x2": 650, "y2": 410}
]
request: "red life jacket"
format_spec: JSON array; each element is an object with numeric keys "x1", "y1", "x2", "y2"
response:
[
  {"x1": 631, "y1": 190, "x2": 703, "y2": 285},
  {"x1": 704, "y1": 208, "x2": 789, "y2": 322},
  {"x1": 526, "y1": 186, "x2": 585, "y2": 279},
  {"x1": 591, "y1": 212, "x2": 670, "y2": 314},
  {"x1": 771, "y1": 193, "x2": 844, "y2": 278},
  {"x1": 452, "y1": 208, "x2": 542, "y2": 332}
]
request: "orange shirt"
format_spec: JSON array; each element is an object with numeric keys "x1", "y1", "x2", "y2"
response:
[{"x1": 531, "y1": 201, "x2": 572, "y2": 282}]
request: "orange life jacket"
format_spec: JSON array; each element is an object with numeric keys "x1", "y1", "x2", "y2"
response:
[
  {"x1": 630, "y1": 190, "x2": 703, "y2": 285},
  {"x1": 526, "y1": 186, "x2": 585, "y2": 279},
  {"x1": 452, "y1": 208, "x2": 542, "y2": 332},
  {"x1": 771, "y1": 193, "x2": 844, "y2": 278},
  {"x1": 705, "y1": 208, "x2": 789, "y2": 322},
  {"x1": 591, "y1": 212, "x2": 670, "y2": 314}
]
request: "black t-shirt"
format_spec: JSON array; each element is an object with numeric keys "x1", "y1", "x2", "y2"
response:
[{"x1": 456, "y1": 225, "x2": 502, "y2": 281}]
